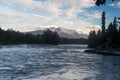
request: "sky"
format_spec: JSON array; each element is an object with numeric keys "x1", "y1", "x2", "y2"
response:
[{"x1": 0, "y1": 0, "x2": 120, "y2": 34}]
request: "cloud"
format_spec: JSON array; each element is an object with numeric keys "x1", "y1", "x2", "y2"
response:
[
  {"x1": 0, "y1": 8, "x2": 51, "y2": 31},
  {"x1": 109, "y1": 1, "x2": 120, "y2": 8},
  {"x1": 76, "y1": 21, "x2": 101, "y2": 34},
  {"x1": 0, "y1": 0, "x2": 100, "y2": 34},
  {"x1": 84, "y1": 11, "x2": 101, "y2": 19}
]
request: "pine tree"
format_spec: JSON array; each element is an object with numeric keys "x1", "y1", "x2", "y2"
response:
[
  {"x1": 52, "y1": 32, "x2": 60, "y2": 45},
  {"x1": 101, "y1": 11, "x2": 106, "y2": 46},
  {"x1": 96, "y1": 30, "x2": 102, "y2": 46},
  {"x1": 112, "y1": 17, "x2": 119, "y2": 47},
  {"x1": 0, "y1": 28, "x2": 3, "y2": 44},
  {"x1": 102, "y1": 11, "x2": 106, "y2": 35},
  {"x1": 42, "y1": 29, "x2": 53, "y2": 44},
  {"x1": 106, "y1": 22, "x2": 113, "y2": 48},
  {"x1": 106, "y1": 17, "x2": 119, "y2": 48},
  {"x1": 42, "y1": 29, "x2": 59, "y2": 45},
  {"x1": 88, "y1": 31, "x2": 97, "y2": 48}
]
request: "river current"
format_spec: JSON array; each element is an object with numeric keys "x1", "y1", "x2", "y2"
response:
[{"x1": 0, "y1": 45, "x2": 120, "y2": 80}]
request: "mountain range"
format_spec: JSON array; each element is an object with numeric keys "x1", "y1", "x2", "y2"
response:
[{"x1": 26, "y1": 27, "x2": 88, "y2": 39}]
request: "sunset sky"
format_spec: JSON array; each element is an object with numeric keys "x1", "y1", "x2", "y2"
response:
[{"x1": 0, "y1": 0, "x2": 120, "y2": 34}]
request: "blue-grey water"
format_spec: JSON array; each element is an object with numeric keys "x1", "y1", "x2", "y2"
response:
[{"x1": 0, "y1": 44, "x2": 120, "y2": 80}]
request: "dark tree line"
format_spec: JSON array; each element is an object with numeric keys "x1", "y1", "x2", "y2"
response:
[
  {"x1": 0, "y1": 28, "x2": 88, "y2": 45},
  {"x1": 88, "y1": 11, "x2": 120, "y2": 49},
  {"x1": 42, "y1": 29, "x2": 60, "y2": 45},
  {"x1": 59, "y1": 38, "x2": 88, "y2": 44},
  {"x1": 0, "y1": 28, "x2": 60, "y2": 45}
]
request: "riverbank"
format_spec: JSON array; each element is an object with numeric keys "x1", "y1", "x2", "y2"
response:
[{"x1": 84, "y1": 49, "x2": 120, "y2": 56}]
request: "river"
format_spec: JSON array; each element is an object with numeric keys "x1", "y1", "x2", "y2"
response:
[{"x1": 0, "y1": 44, "x2": 120, "y2": 80}]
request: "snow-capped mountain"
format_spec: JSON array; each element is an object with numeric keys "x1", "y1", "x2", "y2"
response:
[{"x1": 26, "y1": 27, "x2": 88, "y2": 39}]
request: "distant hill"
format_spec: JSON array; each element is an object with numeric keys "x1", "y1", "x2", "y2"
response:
[{"x1": 26, "y1": 27, "x2": 88, "y2": 39}]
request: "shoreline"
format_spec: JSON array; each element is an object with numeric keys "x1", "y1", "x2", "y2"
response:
[{"x1": 84, "y1": 49, "x2": 120, "y2": 56}]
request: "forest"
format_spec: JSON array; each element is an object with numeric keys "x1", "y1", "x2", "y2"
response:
[
  {"x1": 0, "y1": 28, "x2": 87, "y2": 45},
  {"x1": 88, "y1": 0, "x2": 120, "y2": 49},
  {"x1": 88, "y1": 11, "x2": 120, "y2": 49}
]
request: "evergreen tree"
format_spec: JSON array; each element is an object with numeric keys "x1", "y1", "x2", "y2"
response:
[
  {"x1": 42, "y1": 29, "x2": 53, "y2": 44},
  {"x1": 118, "y1": 27, "x2": 120, "y2": 46},
  {"x1": 88, "y1": 31, "x2": 97, "y2": 48},
  {"x1": 96, "y1": 30, "x2": 102, "y2": 46},
  {"x1": 101, "y1": 11, "x2": 106, "y2": 46},
  {"x1": 42, "y1": 29, "x2": 60, "y2": 45},
  {"x1": 52, "y1": 32, "x2": 60, "y2": 45},
  {"x1": 112, "y1": 17, "x2": 119, "y2": 47},
  {"x1": 106, "y1": 22, "x2": 113, "y2": 48},
  {"x1": 0, "y1": 28, "x2": 3, "y2": 44},
  {"x1": 102, "y1": 11, "x2": 106, "y2": 35}
]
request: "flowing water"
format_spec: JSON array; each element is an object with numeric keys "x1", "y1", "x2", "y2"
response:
[{"x1": 0, "y1": 44, "x2": 120, "y2": 80}]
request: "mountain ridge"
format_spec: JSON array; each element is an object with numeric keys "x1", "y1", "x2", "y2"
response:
[{"x1": 26, "y1": 27, "x2": 88, "y2": 39}]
